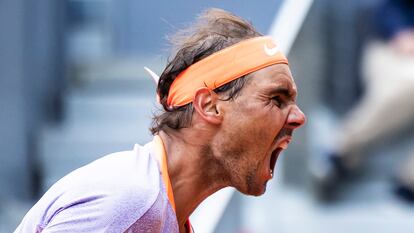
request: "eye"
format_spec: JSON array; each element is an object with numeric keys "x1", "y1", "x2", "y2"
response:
[{"x1": 271, "y1": 96, "x2": 283, "y2": 107}]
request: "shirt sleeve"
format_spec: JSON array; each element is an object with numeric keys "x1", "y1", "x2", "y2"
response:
[
  {"x1": 15, "y1": 144, "x2": 161, "y2": 233},
  {"x1": 41, "y1": 185, "x2": 160, "y2": 233}
]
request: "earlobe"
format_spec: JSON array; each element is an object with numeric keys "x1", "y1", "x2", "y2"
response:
[{"x1": 193, "y1": 87, "x2": 223, "y2": 125}]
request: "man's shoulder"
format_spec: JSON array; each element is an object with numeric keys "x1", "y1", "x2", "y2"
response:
[
  {"x1": 19, "y1": 142, "x2": 163, "y2": 232},
  {"x1": 40, "y1": 145, "x2": 160, "y2": 221},
  {"x1": 52, "y1": 142, "x2": 162, "y2": 204}
]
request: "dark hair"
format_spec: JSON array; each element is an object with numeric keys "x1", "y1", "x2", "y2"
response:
[{"x1": 150, "y1": 8, "x2": 262, "y2": 134}]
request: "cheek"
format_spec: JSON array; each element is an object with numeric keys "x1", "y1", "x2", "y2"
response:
[
  {"x1": 223, "y1": 102, "x2": 286, "y2": 151},
  {"x1": 252, "y1": 107, "x2": 286, "y2": 139},
  {"x1": 270, "y1": 115, "x2": 286, "y2": 135}
]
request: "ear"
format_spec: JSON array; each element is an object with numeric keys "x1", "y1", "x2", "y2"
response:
[{"x1": 193, "y1": 87, "x2": 223, "y2": 125}]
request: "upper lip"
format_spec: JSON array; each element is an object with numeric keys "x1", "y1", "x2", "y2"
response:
[
  {"x1": 278, "y1": 136, "x2": 292, "y2": 149},
  {"x1": 272, "y1": 136, "x2": 292, "y2": 151}
]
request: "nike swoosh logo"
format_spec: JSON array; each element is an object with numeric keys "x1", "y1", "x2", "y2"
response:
[{"x1": 264, "y1": 44, "x2": 280, "y2": 56}]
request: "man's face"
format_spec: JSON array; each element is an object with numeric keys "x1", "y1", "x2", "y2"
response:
[{"x1": 215, "y1": 64, "x2": 306, "y2": 196}]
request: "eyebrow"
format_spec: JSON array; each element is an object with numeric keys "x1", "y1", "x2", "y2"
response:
[{"x1": 269, "y1": 86, "x2": 297, "y2": 99}]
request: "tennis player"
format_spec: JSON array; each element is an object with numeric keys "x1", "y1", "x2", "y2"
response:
[{"x1": 15, "y1": 8, "x2": 305, "y2": 233}]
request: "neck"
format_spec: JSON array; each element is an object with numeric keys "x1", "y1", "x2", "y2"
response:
[{"x1": 158, "y1": 130, "x2": 229, "y2": 232}]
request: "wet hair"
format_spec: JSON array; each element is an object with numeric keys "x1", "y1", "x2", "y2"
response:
[{"x1": 150, "y1": 8, "x2": 262, "y2": 134}]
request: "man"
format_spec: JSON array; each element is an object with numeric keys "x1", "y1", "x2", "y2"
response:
[{"x1": 15, "y1": 8, "x2": 305, "y2": 233}]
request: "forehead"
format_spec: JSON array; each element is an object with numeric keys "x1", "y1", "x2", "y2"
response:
[{"x1": 246, "y1": 64, "x2": 297, "y2": 92}]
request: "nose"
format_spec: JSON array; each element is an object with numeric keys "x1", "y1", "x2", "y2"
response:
[{"x1": 286, "y1": 105, "x2": 306, "y2": 129}]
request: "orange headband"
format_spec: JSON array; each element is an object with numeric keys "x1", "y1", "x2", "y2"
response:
[{"x1": 167, "y1": 36, "x2": 288, "y2": 107}]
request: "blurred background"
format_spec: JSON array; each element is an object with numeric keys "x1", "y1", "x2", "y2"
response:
[{"x1": 1, "y1": 0, "x2": 414, "y2": 232}]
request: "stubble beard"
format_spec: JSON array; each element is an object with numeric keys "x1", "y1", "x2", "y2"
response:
[
  {"x1": 213, "y1": 134, "x2": 264, "y2": 195},
  {"x1": 200, "y1": 144, "x2": 234, "y2": 188}
]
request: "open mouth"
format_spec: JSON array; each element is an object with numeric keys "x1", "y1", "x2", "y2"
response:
[
  {"x1": 270, "y1": 148, "x2": 282, "y2": 174},
  {"x1": 269, "y1": 137, "x2": 291, "y2": 177}
]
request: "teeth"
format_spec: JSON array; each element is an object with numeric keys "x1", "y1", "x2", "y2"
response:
[
  {"x1": 279, "y1": 140, "x2": 289, "y2": 150},
  {"x1": 270, "y1": 169, "x2": 273, "y2": 177}
]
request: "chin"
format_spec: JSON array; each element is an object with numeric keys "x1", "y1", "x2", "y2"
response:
[
  {"x1": 250, "y1": 190, "x2": 266, "y2": 196},
  {"x1": 252, "y1": 183, "x2": 268, "y2": 196},
  {"x1": 237, "y1": 181, "x2": 268, "y2": 196}
]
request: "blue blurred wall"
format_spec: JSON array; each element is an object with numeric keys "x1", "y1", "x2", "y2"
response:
[{"x1": 0, "y1": 0, "x2": 65, "y2": 200}]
